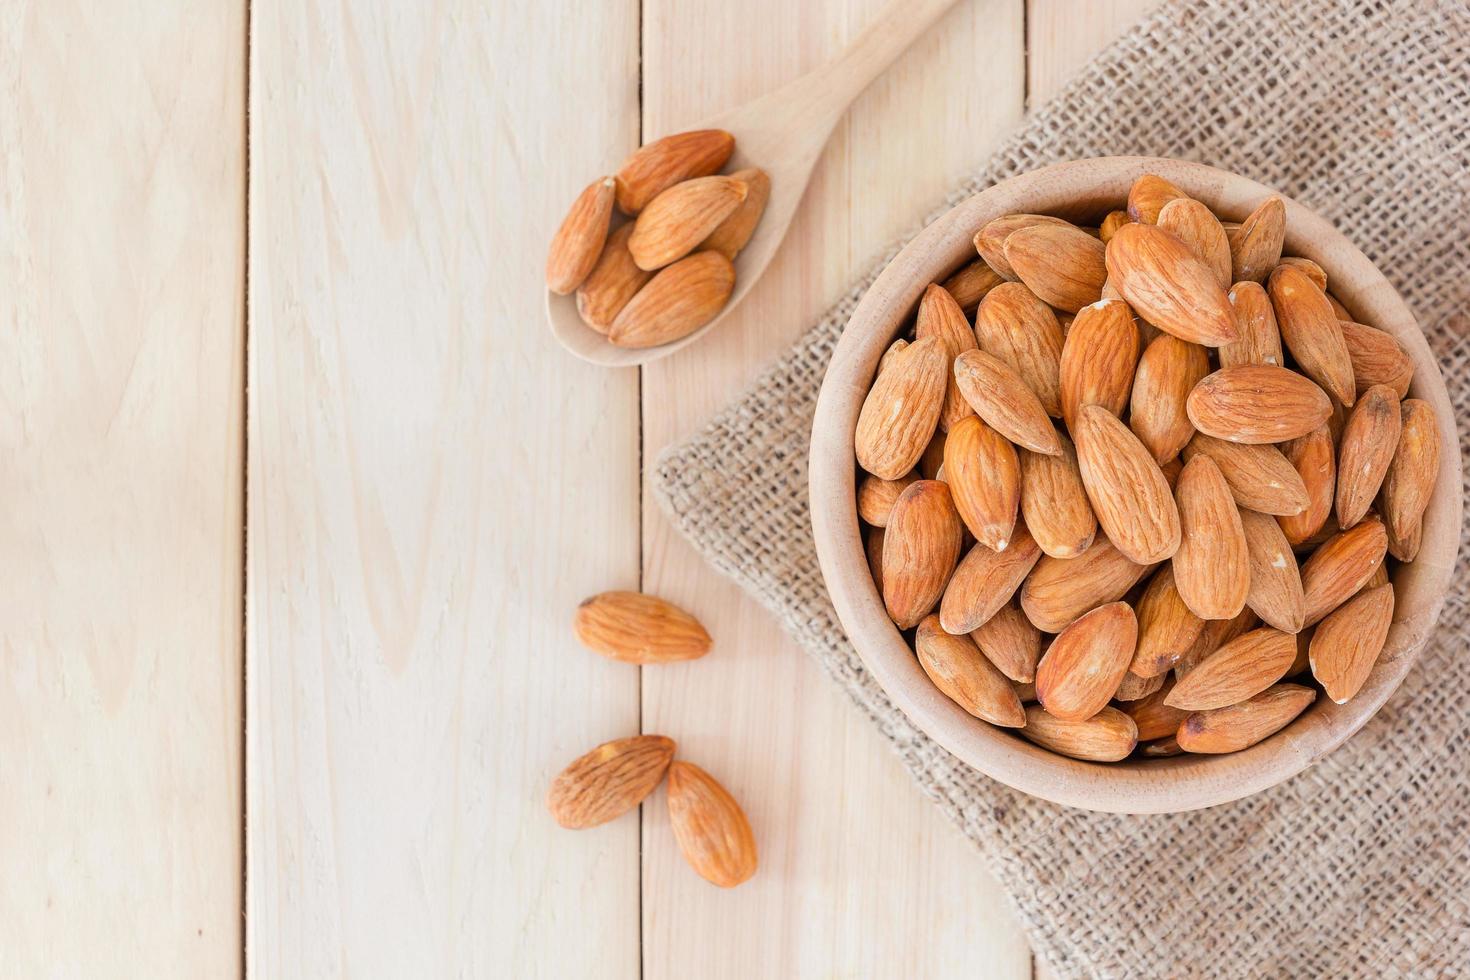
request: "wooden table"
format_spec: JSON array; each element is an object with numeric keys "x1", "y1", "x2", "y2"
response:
[{"x1": 1, "y1": 0, "x2": 1158, "y2": 975}]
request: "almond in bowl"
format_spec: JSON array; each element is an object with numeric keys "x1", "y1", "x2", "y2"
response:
[{"x1": 809, "y1": 158, "x2": 1461, "y2": 813}]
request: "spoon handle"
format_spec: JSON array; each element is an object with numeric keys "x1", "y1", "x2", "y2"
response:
[{"x1": 819, "y1": 0, "x2": 965, "y2": 111}]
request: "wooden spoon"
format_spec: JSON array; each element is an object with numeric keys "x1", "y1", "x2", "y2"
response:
[{"x1": 547, "y1": 0, "x2": 962, "y2": 366}]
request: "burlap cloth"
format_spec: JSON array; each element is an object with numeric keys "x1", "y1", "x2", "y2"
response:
[{"x1": 653, "y1": 1, "x2": 1470, "y2": 976}]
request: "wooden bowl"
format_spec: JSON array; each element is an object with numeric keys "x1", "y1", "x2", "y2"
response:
[{"x1": 809, "y1": 157, "x2": 1463, "y2": 813}]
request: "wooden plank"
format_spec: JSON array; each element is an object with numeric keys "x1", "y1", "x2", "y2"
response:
[
  {"x1": 1027, "y1": 0, "x2": 1164, "y2": 107},
  {"x1": 639, "y1": 1, "x2": 1031, "y2": 976},
  {"x1": 246, "y1": 2, "x2": 642, "y2": 976},
  {"x1": 0, "y1": 4, "x2": 245, "y2": 976}
]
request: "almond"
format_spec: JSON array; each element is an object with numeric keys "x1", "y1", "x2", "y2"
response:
[
  {"x1": 1059, "y1": 299, "x2": 1139, "y2": 428},
  {"x1": 547, "y1": 176, "x2": 617, "y2": 294},
  {"x1": 1227, "y1": 197, "x2": 1286, "y2": 283},
  {"x1": 1114, "y1": 669, "x2": 1166, "y2": 702},
  {"x1": 1174, "y1": 608, "x2": 1258, "y2": 678},
  {"x1": 1141, "y1": 736, "x2": 1185, "y2": 757},
  {"x1": 576, "y1": 223, "x2": 654, "y2": 331},
  {"x1": 1301, "y1": 515, "x2": 1388, "y2": 626},
  {"x1": 1073, "y1": 405, "x2": 1181, "y2": 564},
  {"x1": 916, "y1": 616, "x2": 1026, "y2": 727},
  {"x1": 1176, "y1": 684, "x2": 1315, "y2": 754},
  {"x1": 1278, "y1": 256, "x2": 1327, "y2": 291},
  {"x1": 1164, "y1": 627, "x2": 1296, "y2": 711},
  {"x1": 628, "y1": 176, "x2": 748, "y2": 270},
  {"x1": 939, "y1": 529, "x2": 1042, "y2": 635},
  {"x1": 1130, "y1": 563, "x2": 1206, "y2": 677},
  {"x1": 973, "y1": 283, "x2": 1065, "y2": 417},
  {"x1": 1288, "y1": 628, "x2": 1313, "y2": 677},
  {"x1": 865, "y1": 526, "x2": 885, "y2": 593},
  {"x1": 1181, "y1": 433, "x2": 1310, "y2": 516},
  {"x1": 920, "y1": 429, "x2": 947, "y2": 480},
  {"x1": 1004, "y1": 223, "x2": 1108, "y2": 312},
  {"x1": 609, "y1": 250, "x2": 735, "y2": 348},
  {"x1": 665, "y1": 761, "x2": 757, "y2": 888},
  {"x1": 855, "y1": 336, "x2": 947, "y2": 480},
  {"x1": 1019, "y1": 434, "x2": 1098, "y2": 559},
  {"x1": 944, "y1": 415, "x2": 1020, "y2": 551},
  {"x1": 953, "y1": 349, "x2": 1061, "y2": 454},
  {"x1": 942, "y1": 259, "x2": 1005, "y2": 312},
  {"x1": 1277, "y1": 426, "x2": 1336, "y2": 543},
  {"x1": 1123, "y1": 679, "x2": 1190, "y2": 740},
  {"x1": 1159, "y1": 455, "x2": 1183, "y2": 489},
  {"x1": 1339, "y1": 320, "x2": 1414, "y2": 398},
  {"x1": 1126, "y1": 174, "x2": 1186, "y2": 224},
  {"x1": 1186, "y1": 365, "x2": 1332, "y2": 444},
  {"x1": 916, "y1": 284, "x2": 980, "y2": 431},
  {"x1": 701, "y1": 167, "x2": 769, "y2": 260},
  {"x1": 1130, "y1": 334, "x2": 1210, "y2": 463},
  {"x1": 1014, "y1": 680, "x2": 1038, "y2": 703},
  {"x1": 547, "y1": 734, "x2": 677, "y2": 829},
  {"x1": 575, "y1": 591, "x2": 712, "y2": 663},
  {"x1": 877, "y1": 338, "x2": 909, "y2": 375},
  {"x1": 1020, "y1": 535, "x2": 1153, "y2": 633},
  {"x1": 1100, "y1": 209, "x2": 1131, "y2": 242},
  {"x1": 1219, "y1": 281, "x2": 1284, "y2": 368},
  {"x1": 1173, "y1": 454, "x2": 1250, "y2": 620},
  {"x1": 1327, "y1": 291, "x2": 1354, "y2": 320},
  {"x1": 1020, "y1": 705, "x2": 1138, "y2": 762},
  {"x1": 1035, "y1": 602, "x2": 1137, "y2": 720},
  {"x1": 1336, "y1": 383, "x2": 1402, "y2": 529},
  {"x1": 971, "y1": 604, "x2": 1042, "y2": 682},
  {"x1": 857, "y1": 471, "x2": 920, "y2": 527},
  {"x1": 1381, "y1": 399, "x2": 1440, "y2": 561},
  {"x1": 1309, "y1": 583, "x2": 1394, "y2": 703},
  {"x1": 614, "y1": 129, "x2": 734, "y2": 214},
  {"x1": 882, "y1": 480, "x2": 964, "y2": 629},
  {"x1": 1157, "y1": 197, "x2": 1232, "y2": 288},
  {"x1": 1104, "y1": 223, "x2": 1237, "y2": 346},
  {"x1": 973, "y1": 213, "x2": 1070, "y2": 280},
  {"x1": 1268, "y1": 264, "x2": 1357, "y2": 406},
  {"x1": 1239, "y1": 509, "x2": 1306, "y2": 633}
]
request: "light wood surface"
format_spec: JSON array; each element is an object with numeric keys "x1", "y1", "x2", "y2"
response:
[{"x1": 0, "y1": 3, "x2": 245, "y2": 976}]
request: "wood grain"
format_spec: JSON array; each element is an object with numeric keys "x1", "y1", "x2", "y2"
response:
[
  {"x1": 0, "y1": 3, "x2": 245, "y2": 975},
  {"x1": 639, "y1": 1, "x2": 1029, "y2": 976},
  {"x1": 246, "y1": 2, "x2": 642, "y2": 976},
  {"x1": 1028, "y1": 0, "x2": 1165, "y2": 107}
]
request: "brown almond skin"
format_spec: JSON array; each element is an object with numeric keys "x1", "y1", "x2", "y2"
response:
[
  {"x1": 1124, "y1": 679, "x2": 1190, "y2": 741},
  {"x1": 1019, "y1": 434, "x2": 1097, "y2": 559},
  {"x1": 1310, "y1": 583, "x2": 1394, "y2": 704},
  {"x1": 1182, "y1": 433, "x2": 1309, "y2": 517},
  {"x1": 944, "y1": 415, "x2": 1020, "y2": 551},
  {"x1": 941, "y1": 259, "x2": 1005, "y2": 312},
  {"x1": 1186, "y1": 365, "x2": 1332, "y2": 444},
  {"x1": 1059, "y1": 298, "x2": 1139, "y2": 429},
  {"x1": 1278, "y1": 257, "x2": 1328, "y2": 291},
  {"x1": 1141, "y1": 735, "x2": 1185, "y2": 757},
  {"x1": 877, "y1": 338, "x2": 909, "y2": 376},
  {"x1": 1335, "y1": 383, "x2": 1401, "y2": 529},
  {"x1": 856, "y1": 471, "x2": 919, "y2": 528},
  {"x1": 1114, "y1": 669, "x2": 1165, "y2": 702},
  {"x1": 973, "y1": 283, "x2": 1065, "y2": 417},
  {"x1": 1130, "y1": 563, "x2": 1206, "y2": 678},
  {"x1": 1164, "y1": 627, "x2": 1296, "y2": 711},
  {"x1": 971, "y1": 604, "x2": 1042, "y2": 682},
  {"x1": 628, "y1": 176, "x2": 748, "y2": 271},
  {"x1": 577, "y1": 223, "x2": 653, "y2": 331},
  {"x1": 1220, "y1": 281, "x2": 1284, "y2": 368},
  {"x1": 973, "y1": 213, "x2": 1070, "y2": 280},
  {"x1": 1105, "y1": 223, "x2": 1237, "y2": 346},
  {"x1": 953, "y1": 348, "x2": 1061, "y2": 455},
  {"x1": 1339, "y1": 320, "x2": 1414, "y2": 398},
  {"x1": 1014, "y1": 680, "x2": 1038, "y2": 703},
  {"x1": 1126, "y1": 174, "x2": 1185, "y2": 224},
  {"x1": 1176, "y1": 683, "x2": 1316, "y2": 754},
  {"x1": 1099, "y1": 210, "x2": 1131, "y2": 242},
  {"x1": 1020, "y1": 535, "x2": 1153, "y2": 633},
  {"x1": 1004, "y1": 223, "x2": 1108, "y2": 313},
  {"x1": 915, "y1": 616, "x2": 1026, "y2": 727},
  {"x1": 1382, "y1": 399, "x2": 1440, "y2": 561},
  {"x1": 609, "y1": 250, "x2": 735, "y2": 349},
  {"x1": 547, "y1": 176, "x2": 616, "y2": 294},
  {"x1": 865, "y1": 526, "x2": 885, "y2": 593},
  {"x1": 701, "y1": 167, "x2": 769, "y2": 260},
  {"x1": 575, "y1": 591, "x2": 712, "y2": 663},
  {"x1": 1301, "y1": 516, "x2": 1388, "y2": 626},
  {"x1": 1239, "y1": 509, "x2": 1306, "y2": 633},
  {"x1": 1157, "y1": 197, "x2": 1232, "y2": 288},
  {"x1": 1130, "y1": 334, "x2": 1210, "y2": 464},
  {"x1": 882, "y1": 480, "x2": 964, "y2": 629},
  {"x1": 855, "y1": 336, "x2": 947, "y2": 480},
  {"x1": 1021, "y1": 705, "x2": 1138, "y2": 762},
  {"x1": 665, "y1": 761, "x2": 757, "y2": 888},
  {"x1": 547, "y1": 735, "x2": 677, "y2": 828},
  {"x1": 1277, "y1": 426, "x2": 1336, "y2": 544},
  {"x1": 1228, "y1": 197, "x2": 1286, "y2": 283},
  {"x1": 1035, "y1": 602, "x2": 1138, "y2": 721},
  {"x1": 1174, "y1": 608, "x2": 1258, "y2": 679},
  {"x1": 916, "y1": 284, "x2": 980, "y2": 432},
  {"x1": 920, "y1": 430, "x2": 947, "y2": 480},
  {"x1": 1073, "y1": 405, "x2": 1181, "y2": 565},
  {"x1": 1268, "y1": 264, "x2": 1357, "y2": 406},
  {"x1": 939, "y1": 529, "x2": 1042, "y2": 635},
  {"x1": 614, "y1": 129, "x2": 734, "y2": 214},
  {"x1": 1173, "y1": 454, "x2": 1250, "y2": 620},
  {"x1": 1159, "y1": 455, "x2": 1183, "y2": 489}
]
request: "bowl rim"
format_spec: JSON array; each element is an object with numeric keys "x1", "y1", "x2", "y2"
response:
[{"x1": 809, "y1": 156, "x2": 1464, "y2": 814}]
